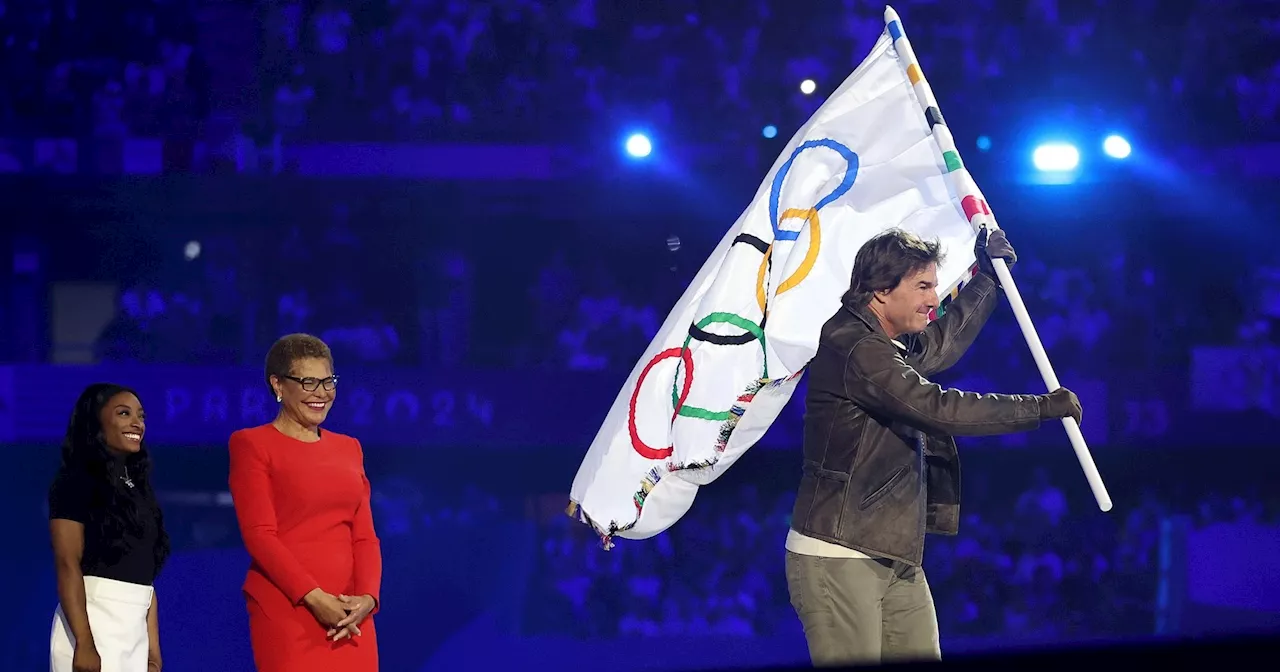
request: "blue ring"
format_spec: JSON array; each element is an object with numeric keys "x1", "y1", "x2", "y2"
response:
[{"x1": 768, "y1": 139, "x2": 860, "y2": 242}]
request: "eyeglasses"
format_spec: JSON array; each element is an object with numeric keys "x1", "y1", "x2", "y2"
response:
[{"x1": 283, "y1": 375, "x2": 339, "y2": 392}]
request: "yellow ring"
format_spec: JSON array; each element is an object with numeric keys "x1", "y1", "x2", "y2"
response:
[{"x1": 756, "y1": 206, "x2": 822, "y2": 316}]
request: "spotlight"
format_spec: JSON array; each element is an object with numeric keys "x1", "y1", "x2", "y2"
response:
[
  {"x1": 1102, "y1": 135, "x2": 1131, "y2": 159},
  {"x1": 1032, "y1": 143, "x2": 1080, "y2": 172},
  {"x1": 625, "y1": 133, "x2": 652, "y2": 159}
]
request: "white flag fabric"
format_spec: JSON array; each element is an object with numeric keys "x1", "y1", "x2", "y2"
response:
[{"x1": 569, "y1": 7, "x2": 993, "y2": 546}]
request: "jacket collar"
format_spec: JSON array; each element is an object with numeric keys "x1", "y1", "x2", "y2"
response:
[
  {"x1": 843, "y1": 301, "x2": 881, "y2": 334},
  {"x1": 842, "y1": 302, "x2": 910, "y2": 352}
]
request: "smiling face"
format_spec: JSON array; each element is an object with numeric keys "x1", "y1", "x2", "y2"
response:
[
  {"x1": 270, "y1": 357, "x2": 337, "y2": 430},
  {"x1": 870, "y1": 262, "x2": 940, "y2": 338},
  {"x1": 98, "y1": 391, "x2": 145, "y2": 455}
]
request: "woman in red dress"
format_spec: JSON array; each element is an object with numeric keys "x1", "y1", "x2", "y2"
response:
[{"x1": 228, "y1": 333, "x2": 382, "y2": 671}]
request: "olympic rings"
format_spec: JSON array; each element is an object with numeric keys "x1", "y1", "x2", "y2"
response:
[
  {"x1": 755, "y1": 206, "x2": 822, "y2": 315},
  {"x1": 629, "y1": 347, "x2": 695, "y2": 460},
  {"x1": 670, "y1": 312, "x2": 768, "y2": 422},
  {"x1": 768, "y1": 139, "x2": 859, "y2": 242},
  {"x1": 625, "y1": 138, "x2": 859, "y2": 462}
]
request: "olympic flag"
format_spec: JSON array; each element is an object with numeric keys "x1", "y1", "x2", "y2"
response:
[{"x1": 569, "y1": 7, "x2": 1032, "y2": 547}]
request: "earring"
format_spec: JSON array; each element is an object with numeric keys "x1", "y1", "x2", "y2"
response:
[{"x1": 276, "y1": 395, "x2": 282, "y2": 403}]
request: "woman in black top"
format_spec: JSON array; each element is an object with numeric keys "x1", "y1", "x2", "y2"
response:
[{"x1": 49, "y1": 383, "x2": 170, "y2": 672}]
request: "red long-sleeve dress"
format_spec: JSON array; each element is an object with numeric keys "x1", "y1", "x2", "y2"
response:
[{"x1": 228, "y1": 424, "x2": 382, "y2": 671}]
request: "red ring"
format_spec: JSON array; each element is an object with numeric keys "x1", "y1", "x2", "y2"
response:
[{"x1": 628, "y1": 347, "x2": 695, "y2": 460}]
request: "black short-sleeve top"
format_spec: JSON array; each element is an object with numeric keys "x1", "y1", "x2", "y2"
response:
[{"x1": 49, "y1": 466, "x2": 161, "y2": 586}]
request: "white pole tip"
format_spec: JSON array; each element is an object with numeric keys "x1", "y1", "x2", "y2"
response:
[{"x1": 884, "y1": 6, "x2": 900, "y2": 25}]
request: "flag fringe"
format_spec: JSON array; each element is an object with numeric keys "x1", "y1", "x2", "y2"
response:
[{"x1": 565, "y1": 370, "x2": 804, "y2": 549}]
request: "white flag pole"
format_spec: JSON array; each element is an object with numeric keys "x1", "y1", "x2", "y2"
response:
[
  {"x1": 991, "y1": 259, "x2": 1113, "y2": 511},
  {"x1": 884, "y1": 5, "x2": 1113, "y2": 512}
]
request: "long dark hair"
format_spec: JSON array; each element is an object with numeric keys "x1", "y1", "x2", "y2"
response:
[{"x1": 54, "y1": 383, "x2": 171, "y2": 573}]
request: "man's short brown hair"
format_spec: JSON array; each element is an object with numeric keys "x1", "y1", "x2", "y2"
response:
[{"x1": 842, "y1": 228, "x2": 945, "y2": 308}]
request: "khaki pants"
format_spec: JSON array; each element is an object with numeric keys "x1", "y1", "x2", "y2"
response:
[{"x1": 785, "y1": 551, "x2": 941, "y2": 666}]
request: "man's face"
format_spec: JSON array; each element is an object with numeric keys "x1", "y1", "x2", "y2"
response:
[{"x1": 874, "y1": 263, "x2": 940, "y2": 337}]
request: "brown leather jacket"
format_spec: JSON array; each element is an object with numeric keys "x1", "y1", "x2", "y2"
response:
[{"x1": 789, "y1": 271, "x2": 1045, "y2": 566}]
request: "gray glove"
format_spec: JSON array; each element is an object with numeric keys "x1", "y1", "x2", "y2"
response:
[
  {"x1": 1038, "y1": 387, "x2": 1082, "y2": 426},
  {"x1": 976, "y1": 227, "x2": 1017, "y2": 276}
]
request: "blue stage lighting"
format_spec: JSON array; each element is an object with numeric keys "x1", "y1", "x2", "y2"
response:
[
  {"x1": 1103, "y1": 135, "x2": 1131, "y2": 159},
  {"x1": 762, "y1": 125, "x2": 778, "y2": 139},
  {"x1": 625, "y1": 134, "x2": 652, "y2": 158},
  {"x1": 1032, "y1": 143, "x2": 1080, "y2": 172}
]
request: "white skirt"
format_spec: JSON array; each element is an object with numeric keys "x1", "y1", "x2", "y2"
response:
[{"x1": 50, "y1": 576, "x2": 154, "y2": 672}]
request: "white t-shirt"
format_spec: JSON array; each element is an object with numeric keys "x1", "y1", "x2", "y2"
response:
[{"x1": 785, "y1": 528, "x2": 873, "y2": 559}]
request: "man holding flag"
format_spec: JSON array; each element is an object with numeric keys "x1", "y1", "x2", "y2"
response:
[
  {"x1": 570, "y1": 8, "x2": 1111, "y2": 666},
  {"x1": 783, "y1": 226, "x2": 1083, "y2": 665}
]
